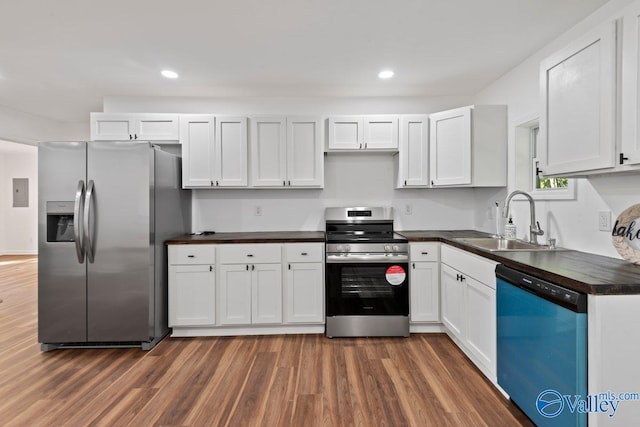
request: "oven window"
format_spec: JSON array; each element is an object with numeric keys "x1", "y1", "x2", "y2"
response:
[{"x1": 326, "y1": 262, "x2": 409, "y2": 316}]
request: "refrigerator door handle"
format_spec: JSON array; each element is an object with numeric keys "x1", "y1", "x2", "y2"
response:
[
  {"x1": 73, "y1": 180, "x2": 85, "y2": 263},
  {"x1": 84, "y1": 180, "x2": 95, "y2": 263}
]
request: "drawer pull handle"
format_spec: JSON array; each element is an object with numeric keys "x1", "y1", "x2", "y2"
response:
[
  {"x1": 301, "y1": 252, "x2": 308, "y2": 256},
  {"x1": 421, "y1": 251, "x2": 428, "y2": 255},
  {"x1": 247, "y1": 254, "x2": 254, "y2": 257},
  {"x1": 187, "y1": 255, "x2": 195, "y2": 258}
]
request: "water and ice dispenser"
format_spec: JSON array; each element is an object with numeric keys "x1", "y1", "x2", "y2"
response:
[{"x1": 46, "y1": 201, "x2": 76, "y2": 242}]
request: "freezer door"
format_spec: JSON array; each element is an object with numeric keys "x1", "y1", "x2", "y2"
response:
[
  {"x1": 38, "y1": 141, "x2": 88, "y2": 343},
  {"x1": 86, "y1": 141, "x2": 154, "y2": 342}
]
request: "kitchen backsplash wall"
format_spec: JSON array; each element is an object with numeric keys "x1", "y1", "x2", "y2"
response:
[{"x1": 193, "y1": 152, "x2": 477, "y2": 232}]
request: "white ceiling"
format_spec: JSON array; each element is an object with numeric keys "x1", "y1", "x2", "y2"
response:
[{"x1": 0, "y1": 0, "x2": 609, "y2": 123}]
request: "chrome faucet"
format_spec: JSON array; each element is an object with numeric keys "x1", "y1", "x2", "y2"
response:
[{"x1": 503, "y1": 190, "x2": 544, "y2": 244}]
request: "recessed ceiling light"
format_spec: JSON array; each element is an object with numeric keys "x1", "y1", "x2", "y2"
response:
[
  {"x1": 378, "y1": 70, "x2": 394, "y2": 79},
  {"x1": 161, "y1": 70, "x2": 179, "y2": 79}
]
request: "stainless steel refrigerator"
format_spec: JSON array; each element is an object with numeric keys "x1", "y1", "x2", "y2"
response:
[{"x1": 38, "y1": 141, "x2": 191, "y2": 351}]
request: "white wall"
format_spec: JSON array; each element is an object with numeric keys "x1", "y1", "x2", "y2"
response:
[
  {"x1": 474, "y1": 0, "x2": 638, "y2": 258},
  {"x1": 105, "y1": 95, "x2": 481, "y2": 232},
  {"x1": 0, "y1": 148, "x2": 38, "y2": 254}
]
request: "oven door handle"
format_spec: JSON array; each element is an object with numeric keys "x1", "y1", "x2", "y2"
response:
[{"x1": 326, "y1": 254, "x2": 409, "y2": 263}]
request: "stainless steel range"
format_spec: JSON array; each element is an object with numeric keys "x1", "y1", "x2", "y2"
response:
[{"x1": 325, "y1": 207, "x2": 409, "y2": 338}]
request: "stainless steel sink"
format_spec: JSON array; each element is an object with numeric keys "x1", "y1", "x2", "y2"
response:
[{"x1": 454, "y1": 237, "x2": 564, "y2": 252}]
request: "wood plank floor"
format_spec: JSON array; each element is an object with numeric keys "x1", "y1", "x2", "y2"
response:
[{"x1": 0, "y1": 255, "x2": 533, "y2": 426}]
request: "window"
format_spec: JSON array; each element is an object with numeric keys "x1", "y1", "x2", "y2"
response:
[{"x1": 515, "y1": 118, "x2": 576, "y2": 200}]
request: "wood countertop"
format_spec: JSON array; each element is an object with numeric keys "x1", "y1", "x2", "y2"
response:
[
  {"x1": 399, "y1": 230, "x2": 640, "y2": 295},
  {"x1": 166, "y1": 231, "x2": 325, "y2": 244}
]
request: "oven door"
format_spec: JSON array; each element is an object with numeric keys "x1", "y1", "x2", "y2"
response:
[{"x1": 326, "y1": 260, "x2": 409, "y2": 316}]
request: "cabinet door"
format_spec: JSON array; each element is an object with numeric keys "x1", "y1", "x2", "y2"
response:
[
  {"x1": 620, "y1": 4, "x2": 640, "y2": 166},
  {"x1": 539, "y1": 20, "x2": 617, "y2": 175},
  {"x1": 465, "y1": 276, "x2": 496, "y2": 376},
  {"x1": 218, "y1": 264, "x2": 252, "y2": 325},
  {"x1": 286, "y1": 262, "x2": 324, "y2": 323},
  {"x1": 327, "y1": 116, "x2": 364, "y2": 150},
  {"x1": 216, "y1": 116, "x2": 248, "y2": 187},
  {"x1": 398, "y1": 115, "x2": 429, "y2": 187},
  {"x1": 90, "y1": 113, "x2": 135, "y2": 141},
  {"x1": 251, "y1": 117, "x2": 287, "y2": 187},
  {"x1": 251, "y1": 263, "x2": 283, "y2": 324},
  {"x1": 136, "y1": 114, "x2": 179, "y2": 141},
  {"x1": 169, "y1": 265, "x2": 215, "y2": 327},
  {"x1": 410, "y1": 261, "x2": 439, "y2": 322},
  {"x1": 364, "y1": 115, "x2": 398, "y2": 149},
  {"x1": 440, "y1": 263, "x2": 465, "y2": 340},
  {"x1": 287, "y1": 117, "x2": 324, "y2": 187},
  {"x1": 180, "y1": 115, "x2": 215, "y2": 188},
  {"x1": 429, "y1": 107, "x2": 471, "y2": 186}
]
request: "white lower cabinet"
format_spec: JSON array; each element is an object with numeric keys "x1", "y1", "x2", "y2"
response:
[
  {"x1": 168, "y1": 242, "x2": 324, "y2": 336},
  {"x1": 284, "y1": 243, "x2": 324, "y2": 324},
  {"x1": 217, "y1": 244, "x2": 282, "y2": 325},
  {"x1": 168, "y1": 245, "x2": 216, "y2": 327},
  {"x1": 409, "y1": 243, "x2": 440, "y2": 324},
  {"x1": 441, "y1": 244, "x2": 498, "y2": 381}
]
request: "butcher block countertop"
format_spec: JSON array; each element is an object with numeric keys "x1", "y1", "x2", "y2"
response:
[
  {"x1": 400, "y1": 230, "x2": 640, "y2": 295},
  {"x1": 166, "y1": 231, "x2": 325, "y2": 244},
  {"x1": 165, "y1": 229, "x2": 640, "y2": 295}
]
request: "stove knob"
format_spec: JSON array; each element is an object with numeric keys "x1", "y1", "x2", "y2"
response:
[
  {"x1": 384, "y1": 245, "x2": 392, "y2": 252},
  {"x1": 392, "y1": 245, "x2": 399, "y2": 252},
  {"x1": 345, "y1": 245, "x2": 351, "y2": 252}
]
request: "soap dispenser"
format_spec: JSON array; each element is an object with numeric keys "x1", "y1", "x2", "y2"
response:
[{"x1": 504, "y1": 216, "x2": 517, "y2": 240}]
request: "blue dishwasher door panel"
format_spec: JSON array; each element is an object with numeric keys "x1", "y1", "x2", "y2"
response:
[{"x1": 497, "y1": 278, "x2": 587, "y2": 427}]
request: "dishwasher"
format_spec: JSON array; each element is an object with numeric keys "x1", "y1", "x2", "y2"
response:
[{"x1": 496, "y1": 264, "x2": 587, "y2": 427}]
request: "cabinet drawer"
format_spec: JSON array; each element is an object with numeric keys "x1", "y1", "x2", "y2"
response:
[
  {"x1": 285, "y1": 243, "x2": 324, "y2": 263},
  {"x1": 218, "y1": 244, "x2": 282, "y2": 264},
  {"x1": 410, "y1": 243, "x2": 439, "y2": 262},
  {"x1": 169, "y1": 245, "x2": 216, "y2": 265},
  {"x1": 441, "y1": 244, "x2": 498, "y2": 288}
]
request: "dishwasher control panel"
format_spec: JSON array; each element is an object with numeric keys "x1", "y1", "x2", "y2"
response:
[{"x1": 496, "y1": 264, "x2": 587, "y2": 313}]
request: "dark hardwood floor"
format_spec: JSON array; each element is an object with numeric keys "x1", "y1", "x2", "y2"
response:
[{"x1": 0, "y1": 255, "x2": 532, "y2": 426}]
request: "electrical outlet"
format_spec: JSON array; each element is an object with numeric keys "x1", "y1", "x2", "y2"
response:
[
  {"x1": 405, "y1": 204, "x2": 412, "y2": 215},
  {"x1": 255, "y1": 206, "x2": 262, "y2": 216},
  {"x1": 598, "y1": 210, "x2": 611, "y2": 231}
]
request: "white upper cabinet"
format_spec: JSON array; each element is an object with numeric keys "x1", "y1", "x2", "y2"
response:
[
  {"x1": 620, "y1": 2, "x2": 640, "y2": 167},
  {"x1": 539, "y1": 19, "x2": 618, "y2": 176},
  {"x1": 250, "y1": 116, "x2": 323, "y2": 188},
  {"x1": 429, "y1": 106, "x2": 506, "y2": 187},
  {"x1": 327, "y1": 115, "x2": 398, "y2": 151},
  {"x1": 181, "y1": 115, "x2": 248, "y2": 188},
  {"x1": 90, "y1": 113, "x2": 179, "y2": 142},
  {"x1": 397, "y1": 115, "x2": 429, "y2": 188}
]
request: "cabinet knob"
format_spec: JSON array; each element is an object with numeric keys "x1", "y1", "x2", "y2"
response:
[
  {"x1": 359, "y1": 143, "x2": 362, "y2": 149},
  {"x1": 288, "y1": 180, "x2": 291, "y2": 186},
  {"x1": 252, "y1": 265, "x2": 255, "y2": 271},
  {"x1": 404, "y1": 180, "x2": 407, "y2": 186},
  {"x1": 246, "y1": 265, "x2": 249, "y2": 271},
  {"x1": 129, "y1": 134, "x2": 133, "y2": 140},
  {"x1": 134, "y1": 134, "x2": 138, "y2": 140},
  {"x1": 216, "y1": 181, "x2": 219, "y2": 186},
  {"x1": 364, "y1": 143, "x2": 367, "y2": 149},
  {"x1": 412, "y1": 263, "x2": 415, "y2": 269},
  {"x1": 209, "y1": 266, "x2": 213, "y2": 272},
  {"x1": 283, "y1": 180, "x2": 286, "y2": 186}
]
